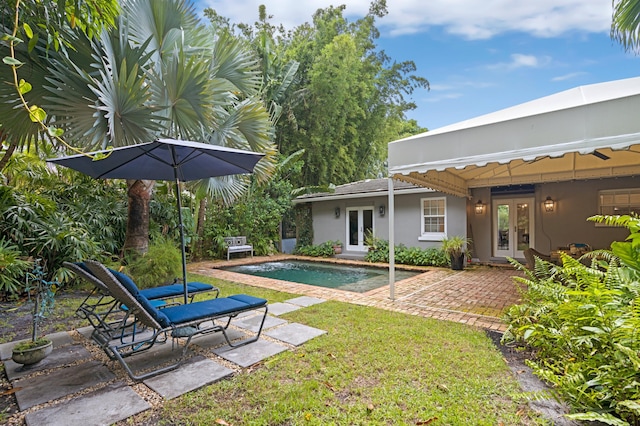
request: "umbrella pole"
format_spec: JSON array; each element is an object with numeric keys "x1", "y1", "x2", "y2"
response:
[{"x1": 175, "y1": 179, "x2": 189, "y2": 304}]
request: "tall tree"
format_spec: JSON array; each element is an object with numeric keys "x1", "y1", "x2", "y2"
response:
[
  {"x1": 44, "y1": 0, "x2": 276, "y2": 255},
  {"x1": 276, "y1": 1, "x2": 428, "y2": 187}
]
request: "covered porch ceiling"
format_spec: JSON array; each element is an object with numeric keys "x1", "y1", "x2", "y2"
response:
[{"x1": 388, "y1": 77, "x2": 640, "y2": 197}]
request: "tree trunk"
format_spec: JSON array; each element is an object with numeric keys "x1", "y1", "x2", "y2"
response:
[
  {"x1": 0, "y1": 138, "x2": 17, "y2": 172},
  {"x1": 122, "y1": 179, "x2": 154, "y2": 257}
]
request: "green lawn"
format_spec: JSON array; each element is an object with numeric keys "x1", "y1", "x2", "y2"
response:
[
  {"x1": 2, "y1": 273, "x2": 543, "y2": 424},
  {"x1": 150, "y1": 274, "x2": 542, "y2": 425}
]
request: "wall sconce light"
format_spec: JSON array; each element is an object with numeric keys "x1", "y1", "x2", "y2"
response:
[
  {"x1": 335, "y1": 207, "x2": 340, "y2": 218},
  {"x1": 544, "y1": 196, "x2": 555, "y2": 212},
  {"x1": 379, "y1": 205, "x2": 385, "y2": 216},
  {"x1": 474, "y1": 200, "x2": 485, "y2": 215}
]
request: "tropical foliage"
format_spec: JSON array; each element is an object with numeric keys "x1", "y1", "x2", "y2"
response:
[
  {"x1": 207, "y1": 1, "x2": 428, "y2": 188},
  {"x1": 503, "y1": 214, "x2": 640, "y2": 425}
]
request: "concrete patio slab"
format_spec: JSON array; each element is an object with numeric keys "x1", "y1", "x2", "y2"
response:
[
  {"x1": 5, "y1": 344, "x2": 92, "y2": 381},
  {"x1": 268, "y1": 302, "x2": 302, "y2": 316},
  {"x1": 76, "y1": 325, "x2": 94, "y2": 340},
  {"x1": 24, "y1": 382, "x2": 150, "y2": 426},
  {"x1": 14, "y1": 360, "x2": 115, "y2": 410},
  {"x1": 121, "y1": 339, "x2": 194, "y2": 374},
  {"x1": 192, "y1": 328, "x2": 248, "y2": 349},
  {"x1": 213, "y1": 339, "x2": 288, "y2": 368},
  {"x1": 232, "y1": 314, "x2": 287, "y2": 333},
  {"x1": 285, "y1": 296, "x2": 326, "y2": 307},
  {"x1": 265, "y1": 323, "x2": 327, "y2": 346},
  {"x1": 144, "y1": 356, "x2": 234, "y2": 399}
]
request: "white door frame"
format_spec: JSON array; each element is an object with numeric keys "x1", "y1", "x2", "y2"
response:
[
  {"x1": 346, "y1": 206, "x2": 374, "y2": 252},
  {"x1": 492, "y1": 197, "x2": 535, "y2": 259}
]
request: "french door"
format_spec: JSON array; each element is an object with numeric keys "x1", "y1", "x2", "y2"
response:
[
  {"x1": 346, "y1": 207, "x2": 374, "y2": 252},
  {"x1": 493, "y1": 198, "x2": 534, "y2": 259}
]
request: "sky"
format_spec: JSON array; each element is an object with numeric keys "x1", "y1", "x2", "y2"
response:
[{"x1": 196, "y1": 0, "x2": 639, "y2": 130}]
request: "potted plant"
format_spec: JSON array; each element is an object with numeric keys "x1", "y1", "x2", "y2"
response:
[
  {"x1": 331, "y1": 241, "x2": 343, "y2": 254},
  {"x1": 12, "y1": 259, "x2": 61, "y2": 365},
  {"x1": 441, "y1": 236, "x2": 471, "y2": 270}
]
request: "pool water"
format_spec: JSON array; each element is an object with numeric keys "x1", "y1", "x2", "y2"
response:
[{"x1": 221, "y1": 260, "x2": 420, "y2": 293}]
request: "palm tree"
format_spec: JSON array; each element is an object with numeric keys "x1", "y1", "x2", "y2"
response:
[
  {"x1": 611, "y1": 0, "x2": 640, "y2": 53},
  {"x1": 0, "y1": 0, "x2": 119, "y2": 170},
  {"x1": 44, "y1": 0, "x2": 276, "y2": 255}
]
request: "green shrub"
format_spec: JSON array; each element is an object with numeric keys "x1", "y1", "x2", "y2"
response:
[
  {"x1": 124, "y1": 238, "x2": 182, "y2": 288},
  {"x1": 363, "y1": 236, "x2": 448, "y2": 267},
  {"x1": 294, "y1": 240, "x2": 337, "y2": 257},
  {"x1": 0, "y1": 239, "x2": 31, "y2": 296},
  {"x1": 502, "y1": 214, "x2": 640, "y2": 425}
]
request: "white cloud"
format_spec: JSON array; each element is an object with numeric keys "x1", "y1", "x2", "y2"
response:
[
  {"x1": 424, "y1": 92, "x2": 463, "y2": 102},
  {"x1": 199, "y1": 0, "x2": 612, "y2": 40},
  {"x1": 551, "y1": 72, "x2": 588, "y2": 81},
  {"x1": 486, "y1": 53, "x2": 551, "y2": 70}
]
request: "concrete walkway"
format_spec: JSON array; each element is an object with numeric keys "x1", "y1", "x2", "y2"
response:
[
  {"x1": 191, "y1": 255, "x2": 524, "y2": 332},
  {"x1": 1, "y1": 296, "x2": 327, "y2": 426}
]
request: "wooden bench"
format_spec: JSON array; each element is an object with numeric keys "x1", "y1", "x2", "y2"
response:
[{"x1": 224, "y1": 236, "x2": 254, "y2": 260}]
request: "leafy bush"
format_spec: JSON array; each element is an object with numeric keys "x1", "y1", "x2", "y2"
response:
[
  {"x1": 0, "y1": 239, "x2": 31, "y2": 296},
  {"x1": 124, "y1": 238, "x2": 182, "y2": 288},
  {"x1": 364, "y1": 236, "x2": 449, "y2": 267},
  {"x1": 202, "y1": 171, "x2": 294, "y2": 259},
  {"x1": 502, "y1": 214, "x2": 640, "y2": 425},
  {"x1": 294, "y1": 240, "x2": 336, "y2": 257}
]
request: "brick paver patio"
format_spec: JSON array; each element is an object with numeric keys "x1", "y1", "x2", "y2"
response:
[{"x1": 190, "y1": 255, "x2": 525, "y2": 332}]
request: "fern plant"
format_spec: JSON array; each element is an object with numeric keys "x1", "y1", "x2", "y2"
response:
[{"x1": 503, "y1": 214, "x2": 640, "y2": 425}]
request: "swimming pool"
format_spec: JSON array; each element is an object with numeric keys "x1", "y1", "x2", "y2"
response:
[{"x1": 221, "y1": 260, "x2": 420, "y2": 293}]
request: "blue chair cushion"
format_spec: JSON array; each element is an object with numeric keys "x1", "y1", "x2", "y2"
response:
[
  {"x1": 109, "y1": 269, "x2": 171, "y2": 328},
  {"x1": 121, "y1": 299, "x2": 166, "y2": 311},
  {"x1": 139, "y1": 282, "x2": 214, "y2": 300},
  {"x1": 228, "y1": 294, "x2": 268, "y2": 309},
  {"x1": 161, "y1": 295, "x2": 265, "y2": 325}
]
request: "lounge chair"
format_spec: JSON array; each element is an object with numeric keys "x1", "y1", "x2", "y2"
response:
[
  {"x1": 523, "y1": 248, "x2": 553, "y2": 270},
  {"x1": 83, "y1": 260, "x2": 268, "y2": 380},
  {"x1": 66, "y1": 261, "x2": 219, "y2": 336}
]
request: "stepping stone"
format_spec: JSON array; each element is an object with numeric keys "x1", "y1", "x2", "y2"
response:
[
  {"x1": 121, "y1": 339, "x2": 194, "y2": 374},
  {"x1": 214, "y1": 339, "x2": 287, "y2": 368},
  {"x1": 5, "y1": 344, "x2": 92, "y2": 381},
  {"x1": 144, "y1": 356, "x2": 234, "y2": 399},
  {"x1": 265, "y1": 323, "x2": 327, "y2": 346},
  {"x1": 76, "y1": 326, "x2": 94, "y2": 340},
  {"x1": 232, "y1": 315, "x2": 287, "y2": 333},
  {"x1": 285, "y1": 296, "x2": 326, "y2": 307},
  {"x1": 193, "y1": 328, "x2": 248, "y2": 349},
  {"x1": 24, "y1": 382, "x2": 150, "y2": 426},
  {"x1": 268, "y1": 302, "x2": 301, "y2": 316},
  {"x1": 14, "y1": 360, "x2": 115, "y2": 410},
  {"x1": 46, "y1": 331, "x2": 74, "y2": 347}
]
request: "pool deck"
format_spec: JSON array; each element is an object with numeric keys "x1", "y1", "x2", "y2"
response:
[{"x1": 190, "y1": 255, "x2": 526, "y2": 332}]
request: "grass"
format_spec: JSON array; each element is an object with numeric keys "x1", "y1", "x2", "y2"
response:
[
  {"x1": 149, "y1": 274, "x2": 542, "y2": 425},
  {"x1": 1, "y1": 273, "x2": 543, "y2": 424}
]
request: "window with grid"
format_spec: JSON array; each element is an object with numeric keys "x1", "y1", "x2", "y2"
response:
[
  {"x1": 597, "y1": 189, "x2": 640, "y2": 223},
  {"x1": 420, "y1": 197, "x2": 446, "y2": 240}
]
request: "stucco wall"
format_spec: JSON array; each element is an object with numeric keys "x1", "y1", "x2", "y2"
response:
[
  {"x1": 469, "y1": 176, "x2": 636, "y2": 263},
  {"x1": 309, "y1": 192, "x2": 467, "y2": 250}
]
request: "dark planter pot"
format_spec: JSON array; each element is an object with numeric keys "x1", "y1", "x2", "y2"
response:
[
  {"x1": 450, "y1": 253, "x2": 465, "y2": 270},
  {"x1": 12, "y1": 340, "x2": 53, "y2": 365}
]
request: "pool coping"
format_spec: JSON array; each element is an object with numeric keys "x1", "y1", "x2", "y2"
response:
[{"x1": 213, "y1": 256, "x2": 426, "y2": 294}]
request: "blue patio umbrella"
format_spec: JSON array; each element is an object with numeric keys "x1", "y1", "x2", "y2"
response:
[{"x1": 48, "y1": 138, "x2": 264, "y2": 303}]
